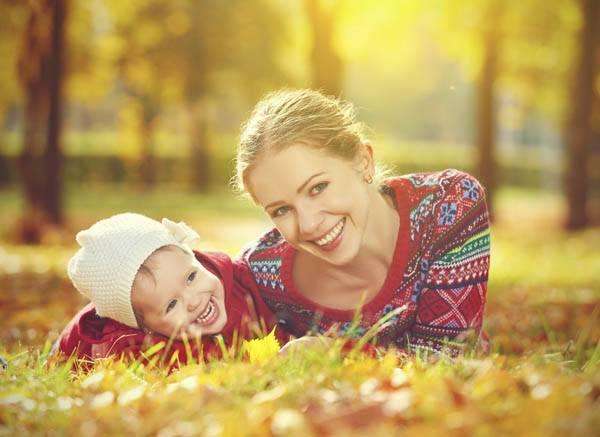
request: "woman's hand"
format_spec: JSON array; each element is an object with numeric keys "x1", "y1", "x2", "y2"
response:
[{"x1": 278, "y1": 335, "x2": 334, "y2": 356}]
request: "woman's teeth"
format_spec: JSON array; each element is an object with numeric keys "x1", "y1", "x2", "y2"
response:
[{"x1": 315, "y1": 218, "x2": 345, "y2": 246}]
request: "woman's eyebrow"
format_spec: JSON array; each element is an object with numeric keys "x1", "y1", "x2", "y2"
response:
[
  {"x1": 296, "y1": 172, "x2": 325, "y2": 194},
  {"x1": 264, "y1": 171, "x2": 326, "y2": 210}
]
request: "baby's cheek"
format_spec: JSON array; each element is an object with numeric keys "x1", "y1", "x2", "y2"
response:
[{"x1": 157, "y1": 314, "x2": 184, "y2": 335}]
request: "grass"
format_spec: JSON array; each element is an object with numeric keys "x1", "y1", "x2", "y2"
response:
[
  {"x1": 1, "y1": 344, "x2": 598, "y2": 435},
  {"x1": 0, "y1": 184, "x2": 599, "y2": 435}
]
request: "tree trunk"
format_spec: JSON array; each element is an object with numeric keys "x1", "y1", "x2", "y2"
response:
[
  {"x1": 138, "y1": 97, "x2": 158, "y2": 188},
  {"x1": 591, "y1": 129, "x2": 600, "y2": 225},
  {"x1": 0, "y1": 153, "x2": 9, "y2": 187},
  {"x1": 16, "y1": 0, "x2": 67, "y2": 243},
  {"x1": 475, "y1": 26, "x2": 499, "y2": 221},
  {"x1": 592, "y1": 79, "x2": 600, "y2": 225},
  {"x1": 18, "y1": 1, "x2": 52, "y2": 243},
  {"x1": 304, "y1": 0, "x2": 343, "y2": 96},
  {"x1": 44, "y1": 0, "x2": 66, "y2": 225},
  {"x1": 565, "y1": 0, "x2": 599, "y2": 230},
  {"x1": 188, "y1": 100, "x2": 211, "y2": 191},
  {"x1": 185, "y1": 6, "x2": 211, "y2": 192},
  {"x1": 0, "y1": 116, "x2": 10, "y2": 188}
]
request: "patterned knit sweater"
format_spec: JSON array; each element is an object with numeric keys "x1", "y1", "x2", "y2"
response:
[{"x1": 238, "y1": 169, "x2": 491, "y2": 355}]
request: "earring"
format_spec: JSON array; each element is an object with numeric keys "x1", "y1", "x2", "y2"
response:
[{"x1": 364, "y1": 174, "x2": 374, "y2": 184}]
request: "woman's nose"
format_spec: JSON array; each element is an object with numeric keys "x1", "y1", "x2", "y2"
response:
[{"x1": 297, "y1": 205, "x2": 323, "y2": 238}]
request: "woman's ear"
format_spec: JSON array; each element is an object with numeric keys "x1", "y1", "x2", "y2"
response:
[{"x1": 354, "y1": 142, "x2": 375, "y2": 179}]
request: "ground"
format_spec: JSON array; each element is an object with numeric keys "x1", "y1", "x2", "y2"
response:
[{"x1": 0, "y1": 185, "x2": 598, "y2": 436}]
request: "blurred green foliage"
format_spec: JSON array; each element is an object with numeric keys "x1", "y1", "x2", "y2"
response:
[
  {"x1": 1, "y1": 0, "x2": 593, "y2": 164},
  {"x1": 3, "y1": 131, "x2": 595, "y2": 193}
]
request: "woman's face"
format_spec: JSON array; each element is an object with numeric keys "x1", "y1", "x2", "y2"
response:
[
  {"x1": 247, "y1": 144, "x2": 374, "y2": 266},
  {"x1": 131, "y1": 248, "x2": 227, "y2": 339}
]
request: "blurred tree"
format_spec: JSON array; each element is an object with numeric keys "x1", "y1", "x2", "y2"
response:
[
  {"x1": 104, "y1": 0, "x2": 287, "y2": 191},
  {"x1": 335, "y1": 1, "x2": 475, "y2": 142},
  {"x1": 434, "y1": 0, "x2": 583, "y2": 219},
  {"x1": 179, "y1": 1, "x2": 228, "y2": 191},
  {"x1": 592, "y1": 73, "x2": 600, "y2": 225},
  {"x1": 564, "y1": 0, "x2": 599, "y2": 230},
  {"x1": 0, "y1": 2, "x2": 27, "y2": 187},
  {"x1": 305, "y1": 0, "x2": 343, "y2": 96},
  {"x1": 16, "y1": 0, "x2": 68, "y2": 243},
  {"x1": 179, "y1": 0, "x2": 288, "y2": 190},
  {"x1": 406, "y1": 0, "x2": 506, "y2": 218},
  {"x1": 105, "y1": 1, "x2": 176, "y2": 188},
  {"x1": 474, "y1": 1, "x2": 503, "y2": 221}
]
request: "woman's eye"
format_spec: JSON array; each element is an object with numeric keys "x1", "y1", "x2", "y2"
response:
[
  {"x1": 166, "y1": 299, "x2": 177, "y2": 314},
  {"x1": 187, "y1": 271, "x2": 197, "y2": 284},
  {"x1": 309, "y1": 182, "x2": 328, "y2": 195},
  {"x1": 272, "y1": 206, "x2": 290, "y2": 218}
]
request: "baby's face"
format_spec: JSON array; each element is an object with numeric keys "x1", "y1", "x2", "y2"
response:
[{"x1": 131, "y1": 248, "x2": 227, "y2": 339}]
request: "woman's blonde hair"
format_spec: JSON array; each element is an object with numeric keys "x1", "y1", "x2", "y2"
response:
[{"x1": 234, "y1": 89, "x2": 389, "y2": 194}]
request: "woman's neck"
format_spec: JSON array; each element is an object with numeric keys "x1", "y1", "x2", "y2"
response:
[{"x1": 303, "y1": 187, "x2": 400, "y2": 290}]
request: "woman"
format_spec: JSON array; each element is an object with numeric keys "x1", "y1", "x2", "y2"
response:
[{"x1": 235, "y1": 89, "x2": 490, "y2": 355}]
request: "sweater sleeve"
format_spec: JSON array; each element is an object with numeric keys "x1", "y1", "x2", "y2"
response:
[
  {"x1": 232, "y1": 259, "x2": 291, "y2": 345},
  {"x1": 407, "y1": 171, "x2": 490, "y2": 356},
  {"x1": 89, "y1": 331, "x2": 231, "y2": 371}
]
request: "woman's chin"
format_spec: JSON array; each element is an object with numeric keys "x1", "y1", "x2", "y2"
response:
[{"x1": 311, "y1": 243, "x2": 358, "y2": 267}]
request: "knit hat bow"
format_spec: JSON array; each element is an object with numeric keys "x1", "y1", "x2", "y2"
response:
[{"x1": 161, "y1": 218, "x2": 200, "y2": 251}]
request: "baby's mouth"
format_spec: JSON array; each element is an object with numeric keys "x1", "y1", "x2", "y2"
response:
[{"x1": 193, "y1": 297, "x2": 219, "y2": 328}]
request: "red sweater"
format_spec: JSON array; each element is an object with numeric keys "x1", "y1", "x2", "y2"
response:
[
  {"x1": 57, "y1": 251, "x2": 283, "y2": 366},
  {"x1": 238, "y1": 170, "x2": 491, "y2": 355}
]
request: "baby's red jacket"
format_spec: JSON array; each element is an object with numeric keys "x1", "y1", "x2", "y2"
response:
[{"x1": 56, "y1": 251, "x2": 286, "y2": 366}]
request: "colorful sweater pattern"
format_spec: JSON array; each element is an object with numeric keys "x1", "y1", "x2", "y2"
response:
[{"x1": 239, "y1": 169, "x2": 491, "y2": 355}]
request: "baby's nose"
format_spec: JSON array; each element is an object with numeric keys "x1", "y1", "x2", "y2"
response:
[{"x1": 186, "y1": 293, "x2": 203, "y2": 312}]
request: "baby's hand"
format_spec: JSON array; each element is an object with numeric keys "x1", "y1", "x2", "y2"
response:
[{"x1": 278, "y1": 335, "x2": 334, "y2": 356}]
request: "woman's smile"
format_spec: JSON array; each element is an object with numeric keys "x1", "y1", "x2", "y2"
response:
[{"x1": 312, "y1": 217, "x2": 346, "y2": 251}]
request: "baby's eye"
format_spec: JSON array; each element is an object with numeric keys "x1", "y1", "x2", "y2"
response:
[
  {"x1": 166, "y1": 299, "x2": 178, "y2": 314},
  {"x1": 187, "y1": 271, "x2": 197, "y2": 284},
  {"x1": 271, "y1": 206, "x2": 291, "y2": 218},
  {"x1": 309, "y1": 182, "x2": 329, "y2": 195}
]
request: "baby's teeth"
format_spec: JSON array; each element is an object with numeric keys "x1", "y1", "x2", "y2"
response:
[{"x1": 197, "y1": 300, "x2": 215, "y2": 323}]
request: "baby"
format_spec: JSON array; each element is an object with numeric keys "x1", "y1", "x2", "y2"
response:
[{"x1": 56, "y1": 213, "x2": 284, "y2": 365}]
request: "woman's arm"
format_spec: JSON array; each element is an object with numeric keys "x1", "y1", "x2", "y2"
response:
[
  {"x1": 407, "y1": 171, "x2": 491, "y2": 356},
  {"x1": 232, "y1": 259, "x2": 292, "y2": 345}
]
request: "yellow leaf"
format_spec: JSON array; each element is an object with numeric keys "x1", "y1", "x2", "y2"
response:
[{"x1": 243, "y1": 328, "x2": 280, "y2": 365}]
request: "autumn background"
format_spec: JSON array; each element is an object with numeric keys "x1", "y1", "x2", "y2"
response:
[{"x1": 0, "y1": 0, "x2": 599, "y2": 435}]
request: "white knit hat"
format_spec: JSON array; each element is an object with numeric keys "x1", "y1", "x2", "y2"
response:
[{"x1": 67, "y1": 213, "x2": 200, "y2": 328}]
